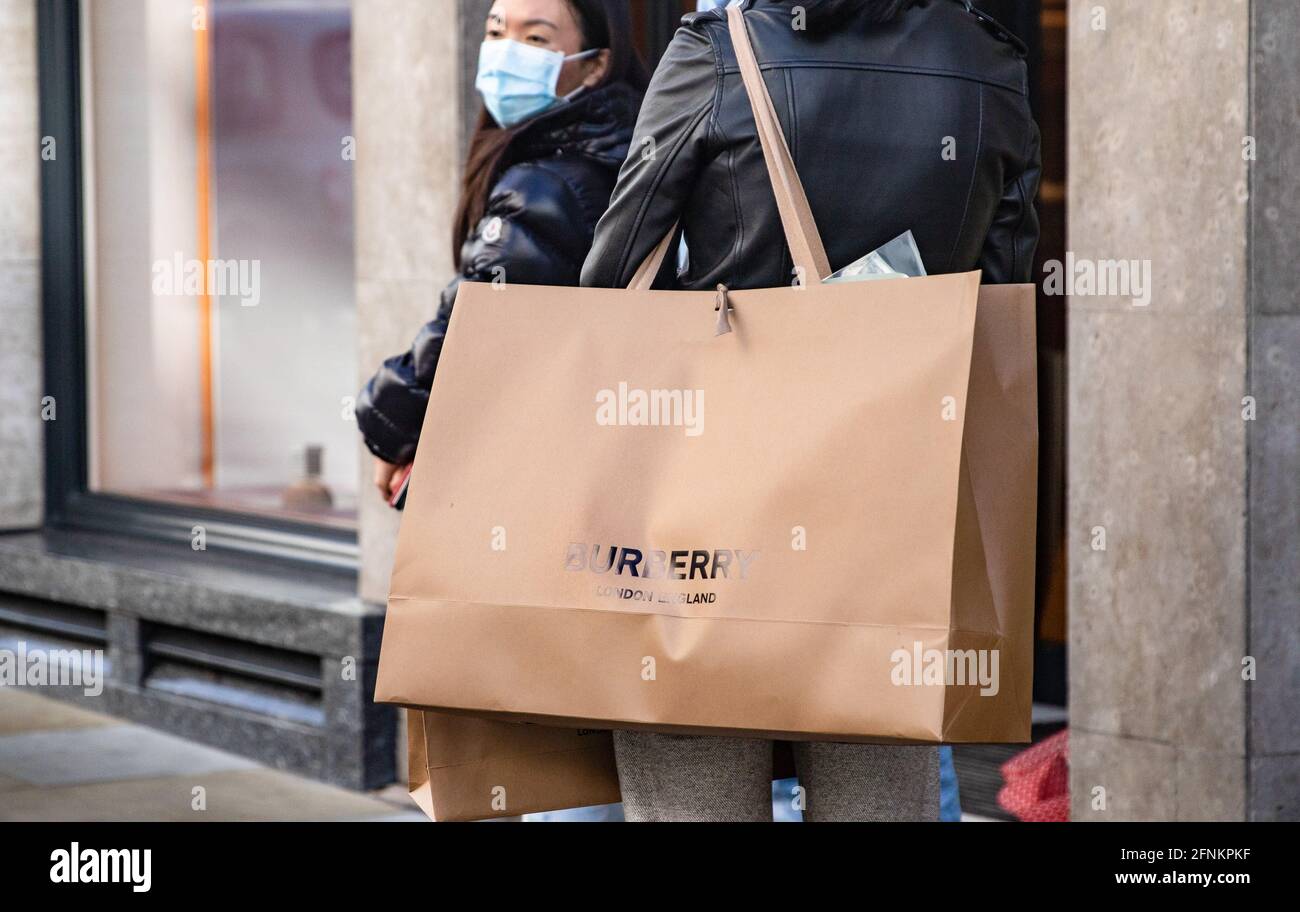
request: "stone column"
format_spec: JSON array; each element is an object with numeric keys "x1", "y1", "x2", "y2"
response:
[
  {"x1": 1068, "y1": 0, "x2": 1297, "y2": 820},
  {"x1": 352, "y1": 0, "x2": 485, "y2": 605},
  {"x1": 352, "y1": 0, "x2": 488, "y2": 782},
  {"x1": 0, "y1": 0, "x2": 43, "y2": 529}
]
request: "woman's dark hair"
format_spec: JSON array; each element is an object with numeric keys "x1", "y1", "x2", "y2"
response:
[
  {"x1": 567, "y1": 0, "x2": 650, "y2": 89},
  {"x1": 452, "y1": 0, "x2": 649, "y2": 265},
  {"x1": 779, "y1": 0, "x2": 919, "y2": 28}
]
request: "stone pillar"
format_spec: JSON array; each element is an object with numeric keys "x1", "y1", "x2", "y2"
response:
[
  {"x1": 352, "y1": 0, "x2": 487, "y2": 782},
  {"x1": 352, "y1": 0, "x2": 485, "y2": 605},
  {"x1": 0, "y1": 0, "x2": 43, "y2": 529},
  {"x1": 1068, "y1": 0, "x2": 1298, "y2": 820}
]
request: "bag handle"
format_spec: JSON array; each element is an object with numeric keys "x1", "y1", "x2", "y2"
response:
[
  {"x1": 724, "y1": 3, "x2": 832, "y2": 285},
  {"x1": 627, "y1": 3, "x2": 832, "y2": 290}
]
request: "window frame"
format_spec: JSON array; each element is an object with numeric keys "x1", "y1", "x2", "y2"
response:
[{"x1": 37, "y1": 0, "x2": 359, "y2": 572}]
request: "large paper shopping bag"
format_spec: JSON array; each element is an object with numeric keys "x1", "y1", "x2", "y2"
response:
[
  {"x1": 375, "y1": 4, "x2": 1037, "y2": 746},
  {"x1": 406, "y1": 709, "x2": 620, "y2": 821}
]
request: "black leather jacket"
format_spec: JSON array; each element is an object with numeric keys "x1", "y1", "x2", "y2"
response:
[
  {"x1": 581, "y1": 0, "x2": 1040, "y2": 291},
  {"x1": 357, "y1": 83, "x2": 640, "y2": 465}
]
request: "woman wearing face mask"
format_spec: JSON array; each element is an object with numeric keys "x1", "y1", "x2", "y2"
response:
[{"x1": 357, "y1": 0, "x2": 648, "y2": 494}]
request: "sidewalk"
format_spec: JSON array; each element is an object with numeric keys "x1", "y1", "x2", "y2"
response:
[
  {"x1": 0, "y1": 687, "x2": 425, "y2": 822},
  {"x1": 2, "y1": 686, "x2": 1020, "y2": 821}
]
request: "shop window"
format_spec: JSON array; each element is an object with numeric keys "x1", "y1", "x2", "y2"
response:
[{"x1": 79, "y1": 0, "x2": 357, "y2": 530}]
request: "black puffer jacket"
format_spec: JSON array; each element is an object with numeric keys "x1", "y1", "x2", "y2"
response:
[
  {"x1": 357, "y1": 82, "x2": 640, "y2": 465},
  {"x1": 581, "y1": 0, "x2": 1040, "y2": 290}
]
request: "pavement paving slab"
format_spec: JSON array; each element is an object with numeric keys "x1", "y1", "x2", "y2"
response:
[
  {"x1": 0, "y1": 768, "x2": 405, "y2": 822},
  {"x1": 0, "y1": 724, "x2": 263, "y2": 787},
  {"x1": 0, "y1": 688, "x2": 410, "y2": 822},
  {"x1": 0, "y1": 687, "x2": 119, "y2": 735}
]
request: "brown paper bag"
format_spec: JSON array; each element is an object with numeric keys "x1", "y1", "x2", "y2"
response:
[
  {"x1": 377, "y1": 4, "x2": 1036, "y2": 752},
  {"x1": 407, "y1": 709, "x2": 620, "y2": 821}
]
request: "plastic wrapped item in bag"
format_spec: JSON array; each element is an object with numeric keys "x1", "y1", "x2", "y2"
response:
[{"x1": 825, "y1": 230, "x2": 927, "y2": 283}]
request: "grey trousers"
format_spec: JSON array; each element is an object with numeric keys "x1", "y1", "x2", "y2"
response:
[{"x1": 613, "y1": 730, "x2": 940, "y2": 822}]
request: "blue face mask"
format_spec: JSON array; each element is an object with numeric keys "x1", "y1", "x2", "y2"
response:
[{"x1": 476, "y1": 39, "x2": 601, "y2": 128}]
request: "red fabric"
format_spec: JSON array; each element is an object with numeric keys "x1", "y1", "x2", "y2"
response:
[{"x1": 997, "y1": 728, "x2": 1069, "y2": 822}]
